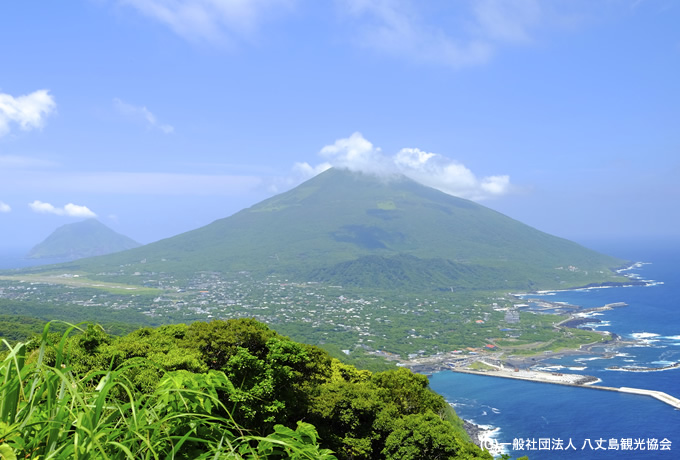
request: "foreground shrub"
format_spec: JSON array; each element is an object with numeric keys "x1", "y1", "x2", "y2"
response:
[{"x1": 0, "y1": 323, "x2": 335, "y2": 459}]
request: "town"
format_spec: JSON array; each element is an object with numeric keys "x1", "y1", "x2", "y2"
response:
[{"x1": 0, "y1": 268, "x2": 609, "y2": 364}]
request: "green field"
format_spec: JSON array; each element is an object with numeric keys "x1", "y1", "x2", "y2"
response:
[{"x1": 0, "y1": 274, "x2": 161, "y2": 295}]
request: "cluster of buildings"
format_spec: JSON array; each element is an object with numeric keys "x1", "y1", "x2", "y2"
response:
[{"x1": 1, "y1": 270, "x2": 530, "y2": 359}]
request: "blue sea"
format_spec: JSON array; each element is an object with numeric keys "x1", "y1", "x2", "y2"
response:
[
  {"x1": 429, "y1": 239, "x2": 680, "y2": 459},
  {"x1": 0, "y1": 248, "x2": 65, "y2": 269},
  {"x1": 3, "y1": 240, "x2": 679, "y2": 458}
]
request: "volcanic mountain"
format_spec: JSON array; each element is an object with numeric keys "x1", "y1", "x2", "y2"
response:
[
  {"x1": 27, "y1": 219, "x2": 140, "y2": 261},
  {"x1": 42, "y1": 168, "x2": 627, "y2": 291}
]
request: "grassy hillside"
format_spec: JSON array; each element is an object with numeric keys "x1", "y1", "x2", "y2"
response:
[{"x1": 19, "y1": 168, "x2": 628, "y2": 292}]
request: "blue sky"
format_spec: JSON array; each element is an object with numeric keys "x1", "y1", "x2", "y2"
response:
[{"x1": 1, "y1": 0, "x2": 678, "y2": 252}]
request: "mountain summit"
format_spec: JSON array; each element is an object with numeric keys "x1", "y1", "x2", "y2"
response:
[
  {"x1": 27, "y1": 219, "x2": 140, "y2": 261},
  {"x1": 55, "y1": 169, "x2": 626, "y2": 291}
]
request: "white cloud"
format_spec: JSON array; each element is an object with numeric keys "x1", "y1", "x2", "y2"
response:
[
  {"x1": 113, "y1": 98, "x2": 174, "y2": 134},
  {"x1": 396, "y1": 149, "x2": 511, "y2": 200},
  {"x1": 339, "y1": 0, "x2": 543, "y2": 68},
  {"x1": 293, "y1": 161, "x2": 333, "y2": 179},
  {"x1": 63, "y1": 203, "x2": 98, "y2": 218},
  {"x1": 267, "y1": 161, "x2": 332, "y2": 194},
  {"x1": 0, "y1": 201, "x2": 11, "y2": 213},
  {"x1": 320, "y1": 132, "x2": 396, "y2": 175},
  {"x1": 480, "y1": 175, "x2": 511, "y2": 196},
  {"x1": 29, "y1": 200, "x2": 97, "y2": 218},
  {"x1": 310, "y1": 132, "x2": 512, "y2": 200},
  {"x1": 394, "y1": 147, "x2": 436, "y2": 169},
  {"x1": 117, "y1": 0, "x2": 294, "y2": 44},
  {"x1": 0, "y1": 90, "x2": 56, "y2": 137},
  {"x1": 28, "y1": 200, "x2": 57, "y2": 214}
]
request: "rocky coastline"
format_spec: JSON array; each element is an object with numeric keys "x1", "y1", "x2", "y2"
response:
[
  {"x1": 463, "y1": 419, "x2": 485, "y2": 446},
  {"x1": 606, "y1": 361, "x2": 680, "y2": 372}
]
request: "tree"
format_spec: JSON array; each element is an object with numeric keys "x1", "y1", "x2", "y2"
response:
[
  {"x1": 382, "y1": 411, "x2": 492, "y2": 460},
  {"x1": 187, "y1": 318, "x2": 277, "y2": 369},
  {"x1": 372, "y1": 367, "x2": 445, "y2": 415},
  {"x1": 309, "y1": 379, "x2": 384, "y2": 459}
]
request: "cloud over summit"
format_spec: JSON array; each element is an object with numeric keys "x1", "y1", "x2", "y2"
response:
[
  {"x1": 29, "y1": 201, "x2": 97, "y2": 218},
  {"x1": 311, "y1": 132, "x2": 512, "y2": 200},
  {"x1": 319, "y1": 132, "x2": 396, "y2": 176}
]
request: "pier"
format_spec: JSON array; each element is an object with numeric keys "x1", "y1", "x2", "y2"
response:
[
  {"x1": 618, "y1": 387, "x2": 680, "y2": 409},
  {"x1": 449, "y1": 367, "x2": 680, "y2": 410},
  {"x1": 522, "y1": 299, "x2": 628, "y2": 319}
]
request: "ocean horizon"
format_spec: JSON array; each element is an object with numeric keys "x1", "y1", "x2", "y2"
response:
[
  {"x1": 430, "y1": 238, "x2": 680, "y2": 459},
  {"x1": 0, "y1": 248, "x2": 68, "y2": 270}
]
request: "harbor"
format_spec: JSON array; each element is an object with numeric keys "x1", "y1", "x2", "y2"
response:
[{"x1": 449, "y1": 365, "x2": 680, "y2": 410}]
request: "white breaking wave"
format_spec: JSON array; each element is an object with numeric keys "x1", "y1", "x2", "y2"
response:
[
  {"x1": 630, "y1": 332, "x2": 661, "y2": 339},
  {"x1": 535, "y1": 365, "x2": 566, "y2": 371},
  {"x1": 476, "y1": 426, "x2": 507, "y2": 457}
]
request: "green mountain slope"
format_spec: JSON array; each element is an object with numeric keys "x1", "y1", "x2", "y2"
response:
[
  {"x1": 36, "y1": 169, "x2": 627, "y2": 291},
  {"x1": 27, "y1": 219, "x2": 140, "y2": 260}
]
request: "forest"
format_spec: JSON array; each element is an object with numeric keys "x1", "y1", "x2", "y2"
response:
[{"x1": 0, "y1": 319, "x2": 498, "y2": 459}]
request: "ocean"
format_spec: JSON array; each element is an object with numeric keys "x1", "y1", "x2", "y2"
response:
[
  {"x1": 0, "y1": 248, "x2": 66, "y2": 269},
  {"x1": 429, "y1": 239, "x2": 680, "y2": 459},
  {"x1": 2, "y1": 241, "x2": 678, "y2": 458}
]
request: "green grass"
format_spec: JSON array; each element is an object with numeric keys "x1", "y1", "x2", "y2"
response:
[
  {"x1": 0, "y1": 274, "x2": 162, "y2": 296},
  {"x1": 502, "y1": 333, "x2": 609, "y2": 356},
  {"x1": 468, "y1": 361, "x2": 496, "y2": 371},
  {"x1": 376, "y1": 201, "x2": 396, "y2": 210}
]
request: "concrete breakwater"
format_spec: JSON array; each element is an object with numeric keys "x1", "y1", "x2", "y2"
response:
[
  {"x1": 617, "y1": 387, "x2": 680, "y2": 409},
  {"x1": 521, "y1": 298, "x2": 628, "y2": 319},
  {"x1": 449, "y1": 367, "x2": 680, "y2": 410}
]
